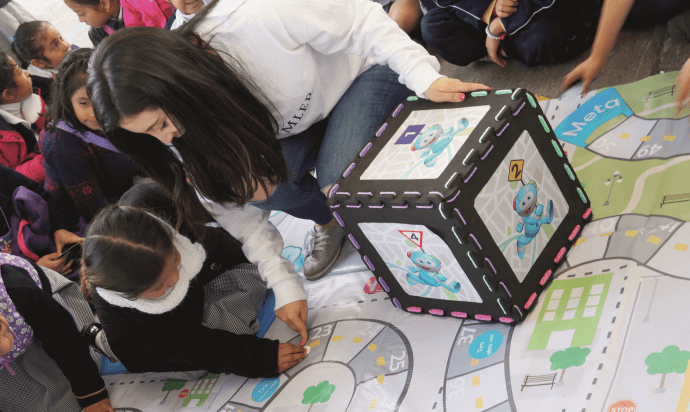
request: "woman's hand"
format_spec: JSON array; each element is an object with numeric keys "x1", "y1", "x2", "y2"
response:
[
  {"x1": 36, "y1": 253, "x2": 73, "y2": 276},
  {"x1": 495, "y1": 0, "x2": 517, "y2": 18},
  {"x1": 562, "y1": 56, "x2": 605, "y2": 95},
  {"x1": 423, "y1": 78, "x2": 491, "y2": 103},
  {"x1": 275, "y1": 300, "x2": 309, "y2": 345},
  {"x1": 277, "y1": 343, "x2": 308, "y2": 373},
  {"x1": 84, "y1": 398, "x2": 115, "y2": 412},
  {"x1": 53, "y1": 229, "x2": 84, "y2": 255},
  {"x1": 485, "y1": 18, "x2": 506, "y2": 67},
  {"x1": 676, "y1": 56, "x2": 690, "y2": 114}
]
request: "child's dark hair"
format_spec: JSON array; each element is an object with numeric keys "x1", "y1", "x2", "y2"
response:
[
  {"x1": 11, "y1": 21, "x2": 47, "y2": 69},
  {"x1": 0, "y1": 53, "x2": 17, "y2": 95},
  {"x1": 80, "y1": 204, "x2": 175, "y2": 301},
  {"x1": 46, "y1": 48, "x2": 93, "y2": 133}
]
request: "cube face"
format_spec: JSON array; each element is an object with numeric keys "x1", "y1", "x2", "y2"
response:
[
  {"x1": 359, "y1": 105, "x2": 491, "y2": 181},
  {"x1": 358, "y1": 223, "x2": 482, "y2": 302},
  {"x1": 474, "y1": 130, "x2": 570, "y2": 282},
  {"x1": 330, "y1": 89, "x2": 591, "y2": 323}
]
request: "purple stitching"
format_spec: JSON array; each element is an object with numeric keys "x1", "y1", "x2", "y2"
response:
[
  {"x1": 500, "y1": 282, "x2": 512, "y2": 298},
  {"x1": 392, "y1": 205, "x2": 408, "y2": 209},
  {"x1": 453, "y1": 208, "x2": 467, "y2": 225},
  {"x1": 463, "y1": 167, "x2": 477, "y2": 183},
  {"x1": 328, "y1": 184, "x2": 339, "y2": 198},
  {"x1": 333, "y1": 211, "x2": 344, "y2": 227},
  {"x1": 480, "y1": 145, "x2": 493, "y2": 160},
  {"x1": 342, "y1": 163, "x2": 356, "y2": 178},
  {"x1": 357, "y1": 192, "x2": 373, "y2": 196},
  {"x1": 376, "y1": 123, "x2": 388, "y2": 137},
  {"x1": 429, "y1": 191, "x2": 444, "y2": 197},
  {"x1": 346, "y1": 204, "x2": 361, "y2": 208},
  {"x1": 380, "y1": 191, "x2": 397, "y2": 196},
  {"x1": 392, "y1": 104, "x2": 404, "y2": 117},
  {"x1": 336, "y1": 192, "x2": 351, "y2": 197},
  {"x1": 513, "y1": 305, "x2": 523, "y2": 318},
  {"x1": 359, "y1": 143, "x2": 372, "y2": 157},
  {"x1": 416, "y1": 205, "x2": 433, "y2": 209},
  {"x1": 447, "y1": 191, "x2": 460, "y2": 203},
  {"x1": 393, "y1": 298, "x2": 402, "y2": 308},
  {"x1": 484, "y1": 258, "x2": 497, "y2": 274},
  {"x1": 378, "y1": 277, "x2": 390, "y2": 292},
  {"x1": 404, "y1": 191, "x2": 421, "y2": 196},
  {"x1": 369, "y1": 204, "x2": 385, "y2": 209},
  {"x1": 429, "y1": 309, "x2": 444, "y2": 316},
  {"x1": 348, "y1": 234, "x2": 360, "y2": 249},
  {"x1": 329, "y1": 203, "x2": 340, "y2": 208},
  {"x1": 363, "y1": 255, "x2": 375, "y2": 271},
  {"x1": 513, "y1": 101, "x2": 526, "y2": 116},
  {"x1": 496, "y1": 123, "x2": 509, "y2": 137},
  {"x1": 469, "y1": 233, "x2": 482, "y2": 250},
  {"x1": 451, "y1": 311, "x2": 467, "y2": 318}
]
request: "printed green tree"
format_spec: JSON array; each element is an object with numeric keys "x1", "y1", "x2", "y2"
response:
[
  {"x1": 302, "y1": 380, "x2": 336, "y2": 412},
  {"x1": 159, "y1": 379, "x2": 186, "y2": 405},
  {"x1": 550, "y1": 346, "x2": 591, "y2": 382},
  {"x1": 645, "y1": 345, "x2": 690, "y2": 390}
]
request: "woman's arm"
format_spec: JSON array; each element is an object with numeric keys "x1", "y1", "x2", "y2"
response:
[{"x1": 562, "y1": 0, "x2": 636, "y2": 93}]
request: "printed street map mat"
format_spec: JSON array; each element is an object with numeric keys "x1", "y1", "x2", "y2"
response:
[{"x1": 102, "y1": 73, "x2": 690, "y2": 412}]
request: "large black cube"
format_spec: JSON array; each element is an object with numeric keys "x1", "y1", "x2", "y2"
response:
[{"x1": 328, "y1": 89, "x2": 592, "y2": 323}]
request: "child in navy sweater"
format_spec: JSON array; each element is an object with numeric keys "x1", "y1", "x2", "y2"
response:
[{"x1": 41, "y1": 48, "x2": 137, "y2": 238}]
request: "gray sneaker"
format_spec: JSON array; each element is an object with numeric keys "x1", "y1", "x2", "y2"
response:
[
  {"x1": 668, "y1": 9, "x2": 690, "y2": 43},
  {"x1": 303, "y1": 223, "x2": 345, "y2": 281}
]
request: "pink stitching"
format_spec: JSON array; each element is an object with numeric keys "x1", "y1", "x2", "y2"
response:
[
  {"x1": 583, "y1": 208, "x2": 592, "y2": 219},
  {"x1": 569, "y1": 225, "x2": 581, "y2": 241},
  {"x1": 554, "y1": 247, "x2": 566, "y2": 263},
  {"x1": 524, "y1": 292, "x2": 537, "y2": 309},
  {"x1": 407, "y1": 307, "x2": 422, "y2": 313},
  {"x1": 429, "y1": 309, "x2": 444, "y2": 316},
  {"x1": 475, "y1": 314, "x2": 492, "y2": 321},
  {"x1": 540, "y1": 270, "x2": 552, "y2": 286},
  {"x1": 499, "y1": 317, "x2": 514, "y2": 323},
  {"x1": 451, "y1": 311, "x2": 467, "y2": 318}
]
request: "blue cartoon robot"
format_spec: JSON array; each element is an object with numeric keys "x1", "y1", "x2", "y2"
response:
[
  {"x1": 513, "y1": 180, "x2": 554, "y2": 259},
  {"x1": 406, "y1": 251, "x2": 461, "y2": 293},
  {"x1": 411, "y1": 118, "x2": 469, "y2": 168}
]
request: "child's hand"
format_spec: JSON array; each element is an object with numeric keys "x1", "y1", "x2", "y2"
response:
[
  {"x1": 495, "y1": 0, "x2": 517, "y2": 17},
  {"x1": 84, "y1": 398, "x2": 115, "y2": 412},
  {"x1": 278, "y1": 343, "x2": 308, "y2": 373},
  {"x1": 54, "y1": 229, "x2": 84, "y2": 255},
  {"x1": 423, "y1": 78, "x2": 490, "y2": 103},
  {"x1": 485, "y1": 18, "x2": 507, "y2": 67},
  {"x1": 562, "y1": 56, "x2": 604, "y2": 95},
  {"x1": 275, "y1": 300, "x2": 309, "y2": 345},
  {"x1": 676, "y1": 56, "x2": 690, "y2": 114},
  {"x1": 36, "y1": 252, "x2": 74, "y2": 276}
]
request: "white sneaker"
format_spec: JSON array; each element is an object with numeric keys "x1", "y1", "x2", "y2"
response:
[{"x1": 303, "y1": 223, "x2": 345, "y2": 280}]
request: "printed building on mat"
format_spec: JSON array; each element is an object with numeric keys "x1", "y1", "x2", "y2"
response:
[{"x1": 328, "y1": 89, "x2": 592, "y2": 323}]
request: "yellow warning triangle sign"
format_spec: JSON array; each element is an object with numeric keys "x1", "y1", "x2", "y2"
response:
[{"x1": 398, "y1": 230, "x2": 423, "y2": 248}]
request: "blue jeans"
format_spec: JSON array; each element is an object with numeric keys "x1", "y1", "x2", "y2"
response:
[{"x1": 251, "y1": 64, "x2": 412, "y2": 225}]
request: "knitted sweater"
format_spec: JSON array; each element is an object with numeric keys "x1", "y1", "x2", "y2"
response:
[{"x1": 40, "y1": 126, "x2": 137, "y2": 228}]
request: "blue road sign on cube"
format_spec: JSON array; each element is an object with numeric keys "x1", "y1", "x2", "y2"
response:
[{"x1": 328, "y1": 89, "x2": 592, "y2": 323}]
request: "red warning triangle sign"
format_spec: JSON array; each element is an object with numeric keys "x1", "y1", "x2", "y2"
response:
[{"x1": 398, "y1": 230, "x2": 423, "y2": 248}]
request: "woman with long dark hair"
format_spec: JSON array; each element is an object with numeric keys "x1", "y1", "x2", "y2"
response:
[{"x1": 87, "y1": 0, "x2": 488, "y2": 343}]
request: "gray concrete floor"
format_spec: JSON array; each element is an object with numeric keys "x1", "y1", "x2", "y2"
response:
[{"x1": 16, "y1": 0, "x2": 690, "y2": 98}]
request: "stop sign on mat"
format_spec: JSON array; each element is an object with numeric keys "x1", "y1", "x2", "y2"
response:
[{"x1": 607, "y1": 400, "x2": 637, "y2": 412}]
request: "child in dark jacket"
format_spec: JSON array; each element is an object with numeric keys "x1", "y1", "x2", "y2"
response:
[
  {"x1": 81, "y1": 204, "x2": 308, "y2": 378},
  {"x1": 11, "y1": 21, "x2": 78, "y2": 105},
  {"x1": 40, "y1": 48, "x2": 138, "y2": 233},
  {"x1": 0, "y1": 52, "x2": 45, "y2": 182},
  {"x1": 421, "y1": 0, "x2": 602, "y2": 67},
  {"x1": 0, "y1": 253, "x2": 113, "y2": 412}
]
